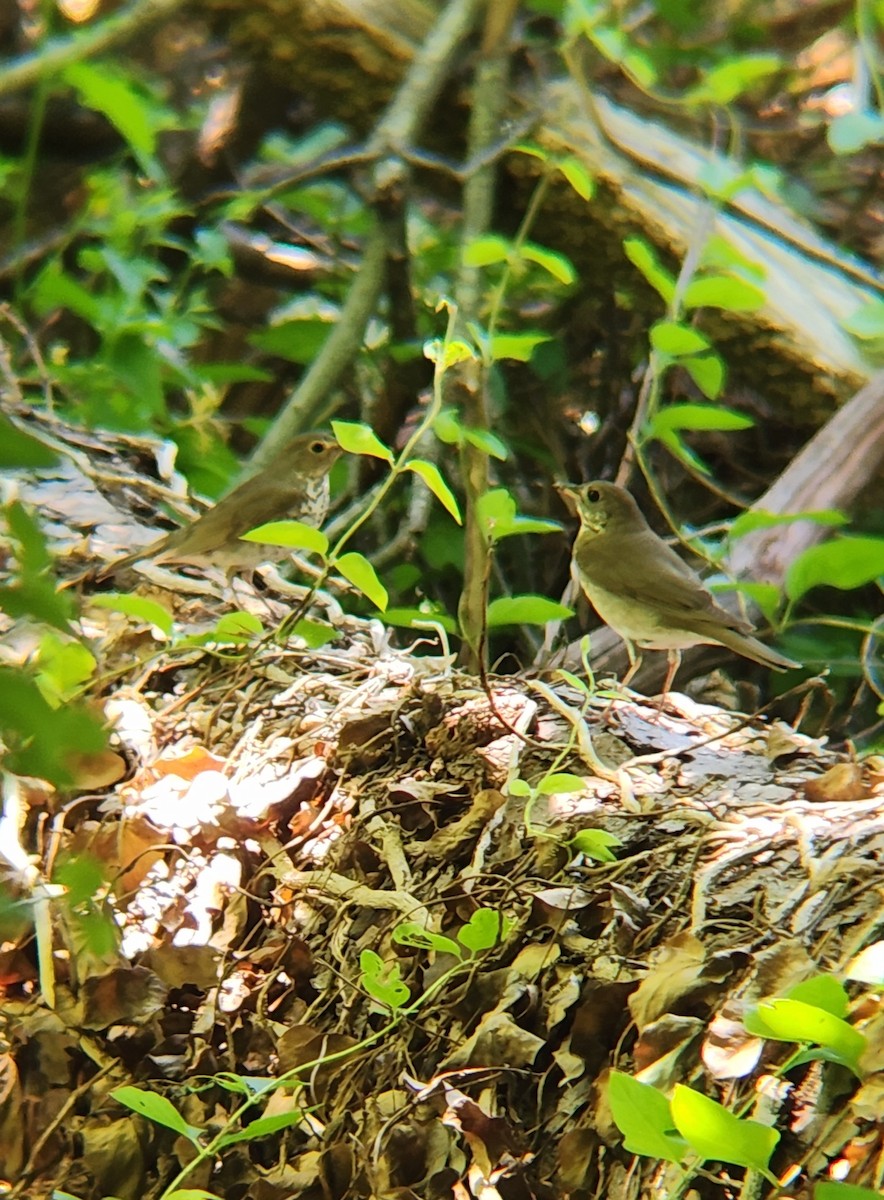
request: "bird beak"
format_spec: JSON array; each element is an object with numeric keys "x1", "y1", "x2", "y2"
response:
[{"x1": 554, "y1": 482, "x2": 580, "y2": 516}]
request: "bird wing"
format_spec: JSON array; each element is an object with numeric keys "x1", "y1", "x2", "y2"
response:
[
  {"x1": 579, "y1": 529, "x2": 755, "y2": 635},
  {"x1": 162, "y1": 472, "x2": 304, "y2": 558}
]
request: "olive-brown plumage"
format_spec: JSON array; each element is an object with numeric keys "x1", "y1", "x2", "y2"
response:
[
  {"x1": 558, "y1": 481, "x2": 799, "y2": 691},
  {"x1": 99, "y1": 433, "x2": 342, "y2": 580}
]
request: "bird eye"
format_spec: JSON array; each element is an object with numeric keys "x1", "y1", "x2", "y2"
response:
[
  {"x1": 587, "y1": 488, "x2": 601, "y2": 503},
  {"x1": 310, "y1": 440, "x2": 327, "y2": 454}
]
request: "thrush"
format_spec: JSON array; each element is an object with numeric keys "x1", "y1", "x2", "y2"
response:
[
  {"x1": 98, "y1": 432, "x2": 342, "y2": 581},
  {"x1": 557, "y1": 480, "x2": 799, "y2": 697}
]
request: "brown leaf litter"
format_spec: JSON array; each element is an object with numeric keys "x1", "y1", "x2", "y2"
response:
[{"x1": 1, "y1": 415, "x2": 882, "y2": 1199}]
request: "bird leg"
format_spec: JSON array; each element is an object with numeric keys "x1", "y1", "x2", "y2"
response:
[
  {"x1": 657, "y1": 649, "x2": 682, "y2": 711},
  {"x1": 620, "y1": 642, "x2": 642, "y2": 690}
]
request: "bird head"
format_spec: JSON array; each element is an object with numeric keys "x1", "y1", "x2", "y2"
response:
[
  {"x1": 554, "y1": 481, "x2": 644, "y2": 537},
  {"x1": 290, "y1": 432, "x2": 344, "y2": 478}
]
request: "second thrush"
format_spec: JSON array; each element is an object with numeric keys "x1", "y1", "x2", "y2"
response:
[
  {"x1": 98, "y1": 432, "x2": 342, "y2": 581},
  {"x1": 558, "y1": 480, "x2": 800, "y2": 696}
]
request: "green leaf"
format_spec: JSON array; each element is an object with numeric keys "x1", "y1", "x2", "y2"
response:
[
  {"x1": 688, "y1": 53, "x2": 781, "y2": 105},
  {"x1": 608, "y1": 1072, "x2": 688, "y2": 1164},
  {"x1": 786, "y1": 976, "x2": 849, "y2": 1019},
  {"x1": 514, "y1": 141, "x2": 548, "y2": 162},
  {"x1": 646, "y1": 403, "x2": 753, "y2": 437},
  {"x1": 211, "y1": 611, "x2": 264, "y2": 643},
  {"x1": 520, "y1": 241, "x2": 577, "y2": 285},
  {"x1": 785, "y1": 536, "x2": 884, "y2": 601},
  {"x1": 569, "y1": 828, "x2": 622, "y2": 862},
  {"x1": 507, "y1": 778, "x2": 531, "y2": 797},
  {"x1": 462, "y1": 235, "x2": 512, "y2": 266},
  {"x1": 671, "y1": 1085, "x2": 779, "y2": 1173},
  {"x1": 359, "y1": 949, "x2": 411, "y2": 1009},
  {"x1": 486, "y1": 595, "x2": 573, "y2": 626},
  {"x1": 289, "y1": 618, "x2": 339, "y2": 648},
  {"x1": 537, "y1": 772, "x2": 589, "y2": 794},
  {"x1": 35, "y1": 633, "x2": 96, "y2": 704},
  {"x1": 91, "y1": 593, "x2": 174, "y2": 638},
  {"x1": 391, "y1": 923, "x2": 461, "y2": 957},
  {"x1": 240, "y1": 520, "x2": 329, "y2": 556},
  {"x1": 111, "y1": 1086, "x2": 203, "y2": 1143},
  {"x1": 649, "y1": 321, "x2": 712, "y2": 357},
  {"x1": 554, "y1": 668, "x2": 591, "y2": 695},
  {"x1": 700, "y1": 235, "x2": 766, "y2": 280},
  {"x1": 379, "y1": 607, "x2": 459, "y2": 635},
  {"x1": 729, "y1": 508, "x2": 847, "y2": 541},
  {"x1": 842, "y1": 299, "x2": 884, "y2": 339},
  {"x1": 0, "y1": 668, "x2": 106, "y2": 786},
  {"x1": 653, "y1": 429, "x2": 711, "y2": 476},
  {"x1": 335, "y1": 552, "x2": 388, "y2": 610},
  {"x1": 457, "y1": 908, "x2": 511, "y2": 953},
  {"x1": 697, "y1": 161, "x2": 761, "y2": 202},
  {"x1": 489, "y1": 332, "x2": 551, "y2": 362},
  {"x1": 0, "y1": 502, "x2": 73, "y2": 631},
  {"x1": 216, "y1": 1110, "x2": 303, "y2": 1148},
  {"x1": 477, "y1": 490, "x2": 561, "y2": 542},
  {"x1": 331, "y1": 419, "x2": 394, "y2": 463},
  {"x1": 623, "y1": 237, "x2": 676, "y2": 304},
  {"x1": 434, "y1": 408, "x2": 462, "y2": 444},
  {"x1": 558, "y1": 156, "x2": 595, "y2": 200},
  {"x1": 63, "y1": 63, "x2": 160, "y2": 171},
  {"x1": 0, "y1": 415, "x2": 59, "y2": 468},
  {"x1": 406, "y1": 459, "x2": 462, "y2": 523},
  {"x1": 164, "y1": 1191, "x2": 223, "y2": 1200},
  {"x1": 744, "y1": 999, "x2": 865, "y2": 1074},
  {"x1": 683, "y1": 353, "x2": 726, "y2": 399},
  {"x1": 827, "y1": 111, "x2": 884, "y2": 155},
  {"x1": 250, "y1": 318, "x2": 333, "y2": 364},
  {"x1": 683, "y1": 276, "x2": 766, "y2": 312},
  {"x1": 711, "y1": 580, "x2": 782, "y2": 625},
  {"x1": 462, "y1": 428, "x2": 509, "y2": 460},
  {"x1": 622, "y1": 49, "x2": 658, "y2": 89},
  {"x1": 31, "y1": 261, "x2": 103, "y2": 325},
  {"x1": 816, "y1": 1180, "x2": 884, "y2": 1200}
]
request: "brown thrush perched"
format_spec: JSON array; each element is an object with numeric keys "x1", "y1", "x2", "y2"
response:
[
  {"x1": 557, "y1": 481, "x2": 799, "y2": 695},
  {"x1": 98, "y1": 432, "x2": 342, "y2": 581}
]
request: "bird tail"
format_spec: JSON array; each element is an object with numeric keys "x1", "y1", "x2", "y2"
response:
[
  {"x1": 94, "y1": 538, "x2": 161, "y2": 582},
  {"x1": 714, "y1": 627, "x2": 800, "y2": 671}
]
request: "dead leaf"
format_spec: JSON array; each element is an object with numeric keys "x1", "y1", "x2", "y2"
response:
[
  {"x1": 80, "y1": 965, "x2": 168, "y2": 1029},
  {"x1": 804, "y1": 763, "x2": 867, "y2": 803}
]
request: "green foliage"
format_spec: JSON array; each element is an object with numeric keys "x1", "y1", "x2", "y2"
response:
[
  {"x1": 113, "y1": 1085, "x2": 206, "y2": 1143},
  {"x1": 511, "y1": 768, "x2": 623, "y2": 861},
  {"x1": 608, "y1": 1072, "x2": 688, "y2": 1163},
  {"x1": 744, "y1": 997, "x2": 866, "y2": 1076},
  {"x1": 0, "y1": 501, "x2": 75, "y2": 631},
  {"x1": 336, "y1": 552, "x2": 388, "y2": 610},
  {"x1": 0, "y1": 415, "x2": 59, "y2": 468},
  {"x1": 62, "y1": 61, "x2": 172, "y2": 175},
  {"x1": 391, "y1": 907, "x2": 514, "y2": 961},
  {"x1": 360, "y1": 949, "x2": 412, "y2": 1009},
  {"x1": 477, "y1": 489, "x2": 562, "y2": 542},
  {"x1": 644, "y1": 403, "x2": 751, "y2": 473},
  {"x1": 609, "y1": 1073, "x2": 779, "y2": 1178},
  {"x1": 53, "y1": 855, "x2": 119, "y2": 958},
  {"x1": 91, "y1": 593, "x2": 175, "y2": 638},
  {"x1": 816, "y1": 1183, "x2": 884, "y2": 1200},
  {"x1": 361, "y1": 907, "x2": 514, "y2": 1013},
  {"x1": 0, "y1": 667, "x2": 106, "y2": 786},
  {"x1": 35, "y1": 633, "x2": 97, "y2": 705},
  {"x1": 434, "y1": 408, "x2": 509, "y2": 459},
  {"x1": 0, "y1": 504, "x2": 107, "y2": 787},
  {"x1": 486, "y1": 595, "x2": 573, "y2": 626},
  {"x1": 785, "y1": 537, "x2": 884, "y2": 603}
]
